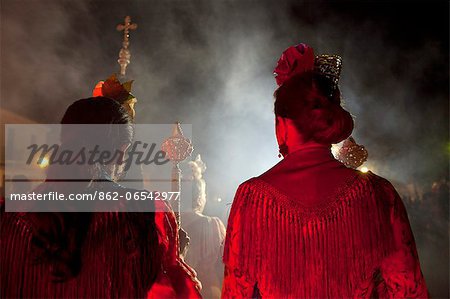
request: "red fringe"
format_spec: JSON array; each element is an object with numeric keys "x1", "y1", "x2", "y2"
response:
[{"x1": 222, "y1": 172, "x2": 429, "y2": 298}]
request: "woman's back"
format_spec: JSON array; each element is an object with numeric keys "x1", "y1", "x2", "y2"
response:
[
  {"x1": 222, "y1": 148, "x2": 428, "y2": 298},
  {"x1": 222, "y1": 42, "x2": 428, "y2": 298},
  {"x1": 1, "y1": 182, "x2": 160, "y2": 298},
  {"x1": 2, "y1": 213, "x2": 159, "y2": 298}
]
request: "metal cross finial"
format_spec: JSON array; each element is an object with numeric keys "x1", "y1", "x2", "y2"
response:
[{"x1": 116, "y1": 16, "x2": 137, "y2": 76}]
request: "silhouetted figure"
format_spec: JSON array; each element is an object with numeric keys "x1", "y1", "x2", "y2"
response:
[
  {"x1": 1, "y1": 98, "x2": 201, "y2": 298},
  {"x1": 184, "y1": 154, "x2": 226, "y2": 298}
]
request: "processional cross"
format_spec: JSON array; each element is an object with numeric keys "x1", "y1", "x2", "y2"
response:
[
  {"x1": 114, "y1": 16, "x2": 193, "y2": 254},
  {"x1": 116, "y1": 16, "x2": 138, "y2": 76}
]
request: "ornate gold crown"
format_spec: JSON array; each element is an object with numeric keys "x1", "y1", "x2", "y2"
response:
[{"x1": 314, "y1": 54, "x2": 342, "y2": 90}]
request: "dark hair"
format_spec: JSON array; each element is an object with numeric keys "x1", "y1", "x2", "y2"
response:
[
  {"x1": 28, "y1": 97, "x2": 139, "y2": 282},
  {"x1": 61, "y1": 97, "x2": 133, "y2": 144},
  {"x1": 46, "y1": 97, "x2": 134, "y2": 183},
  {"x1": 274, "y1": 71, "x2": 354, "y2": 145},
  {"x1": 61, "y1": 97, "x2": 132, "y2": 124}
]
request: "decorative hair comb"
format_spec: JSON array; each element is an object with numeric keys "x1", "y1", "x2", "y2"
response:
[
  {"x1": 314, "y1": 54, "x2": 342, "y2": 91},
  {"x1": 274, "y1": 43, "x2": 342, "y2": 91}
]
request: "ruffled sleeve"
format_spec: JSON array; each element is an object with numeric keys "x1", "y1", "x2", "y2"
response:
[
  {"x1": 375, "y1": 179, "x2": 429, "y2": 298},
  {"x1": 222, "y1": 182, "x2": 259, "y2": 299}
]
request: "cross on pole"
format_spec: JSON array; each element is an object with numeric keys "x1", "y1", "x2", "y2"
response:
[{"x1": 116, "y1": 16, "x2": 137, "y2": 76}]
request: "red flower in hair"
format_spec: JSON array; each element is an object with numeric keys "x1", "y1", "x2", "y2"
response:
[
  {"x1": 273, "y1": 43, "x2": 315, "y2": 86},
  {"x1": 96, "y1": 74, "x2": 134, "y2": 103}
]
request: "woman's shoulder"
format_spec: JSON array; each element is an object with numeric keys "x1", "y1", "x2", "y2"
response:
[
  {"x1": 236, "y1": 176, "x2": 264, "y2": 191},
  {"x1": 362, "y1": 172, "x2": 402, "y2": 208},
  {"x1": 364, "y1": 171, "x2": 397, "y2": 189},
  {"x1": 356, "y1": 171, "x2": 399, "y2": 199},
  {"x1": 232, "y1": 177, "x2": 271, "y2": 204}
]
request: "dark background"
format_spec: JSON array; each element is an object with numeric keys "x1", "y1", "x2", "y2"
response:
[{"x1": 1, "y1": 0, "x2": 448, "y2": 296}]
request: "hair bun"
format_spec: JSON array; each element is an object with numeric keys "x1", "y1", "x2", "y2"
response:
[
  {"x1": 274, "y1": 72, "x2": 354, "y2": 145},
  {"x1": 310, "y1": 104, "x2": 354, "y2": 144}
]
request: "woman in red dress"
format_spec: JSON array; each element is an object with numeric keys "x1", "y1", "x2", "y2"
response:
[
  {"x1": 1, "y1": 97, "x2": 201, "y2": 298},
  {"x1": 222, "y1": 44, "x2": 429, "y2": 298}
]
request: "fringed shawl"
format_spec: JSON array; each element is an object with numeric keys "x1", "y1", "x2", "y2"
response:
[
  {"x1": 222, "y1": 172, "x2": 429, "y2": 298},
  {"x1": 1, "y1": 212, "x2": 159, "y2": 298}
]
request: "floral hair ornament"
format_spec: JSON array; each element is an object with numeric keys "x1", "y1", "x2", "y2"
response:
[
  {"x1": 273, "y1": 43, "x2": 315, "y2": 86},
  {"x1": 92, "y1": 74, "x2": 137, "y2": 119},
  {"x1": 274, "y1": 43, "x2": 342, "y2": 95}
]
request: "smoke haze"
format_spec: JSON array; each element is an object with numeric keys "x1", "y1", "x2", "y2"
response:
[{"x1": 1, "y1": 0, "x2": 448, "y2": 296}]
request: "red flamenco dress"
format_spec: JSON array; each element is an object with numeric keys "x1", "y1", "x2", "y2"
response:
[
  {"x1": 222, "y1": 145, "x2": 429, "y2": 298},
  {"x1": 0, "y1": 188, "x2": 201, "y2": 298}
]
